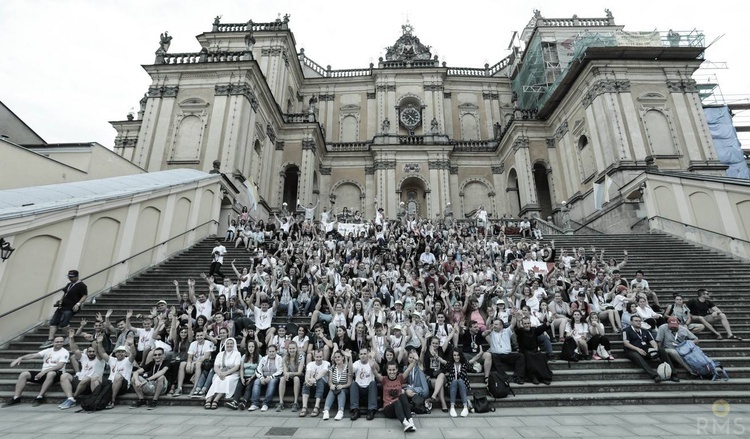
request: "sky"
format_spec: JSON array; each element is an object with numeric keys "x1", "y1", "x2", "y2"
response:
[{"x1": 1, "y1": 0, "x2": 748, "y2": 147}]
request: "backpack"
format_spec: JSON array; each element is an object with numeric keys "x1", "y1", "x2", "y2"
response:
[
  {"x1": 409, "y1": 394, "x2": 431, "y2": 414},
  {"x1": 79, "y1": 381, "x2": 113, "y2": 412},
  {"x1": 675, "y1": 339, "x2": 729, "y2": 381},
  {"x1": 472, "y1": 393, "x2": 495, "y2": 413},
  {"x1": 487, "y1": 371, "x2": 515, "y2": 399},
  {"x1": 560, "y1": 337, "x2": 580, "y2": 363}
]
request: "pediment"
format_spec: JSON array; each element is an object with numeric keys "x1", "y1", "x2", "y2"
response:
[
  {"x1": 340, "y1": 104, "x2": 361, "y2": 113},
  {"x1": 458, "y1": 102, "x2": 479, "y2": 110},
  {"x1": 179, "y1": 98, "x2": 209, "y2": 110},
  {"x1": 637, "y1": 92, "x2": 666, "y2": 102}
]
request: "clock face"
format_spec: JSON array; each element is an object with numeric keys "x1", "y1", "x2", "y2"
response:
[{"x1": 400, "y1": 107, "x2": 421, "y2": 127}]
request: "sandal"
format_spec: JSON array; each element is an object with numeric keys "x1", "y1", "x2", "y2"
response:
[
  {"x1": 204, "y1": 402, "x2": 212, "y2": 410},
  {"x1": 311, "y1": 407, "x2": 320, "y2": 417},
  {"x1": 728, "y1": 335, "x2": 743, "y2": 341},
  {"x1": 715, "y1": 334, "x2": 724, "y2": 340},
  {"x1": 211, "y1": 401, "x2": 218, "y2": 410},
  {"x1": 299, "y1": 407, "x2": 308, "y2": 417}
]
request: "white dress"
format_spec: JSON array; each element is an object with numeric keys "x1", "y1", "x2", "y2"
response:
[{"x1": 206, "y1": 349, "x2": 242, "y2": 399}]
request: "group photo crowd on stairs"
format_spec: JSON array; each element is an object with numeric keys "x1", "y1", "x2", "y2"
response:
[{"x1": 1, "y1": 202, "x2": 744, "y2": 431}]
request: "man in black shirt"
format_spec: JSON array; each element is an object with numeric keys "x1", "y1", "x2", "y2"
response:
[
  {"x1": 514, "y1": 317, "x2": 552, "y2": 385},
  {"x1": 130, "y1": 347, "x2": 170, "y2": 409},
  {"x1": 41, "y1": 270, "x2": 88, "y2": 348},
  {"x1": 687, "y1": 289, "x2": 741, "y2": 340},
  {"x1": 622, "y1": 315, "x2": 679, "y2": 382}
]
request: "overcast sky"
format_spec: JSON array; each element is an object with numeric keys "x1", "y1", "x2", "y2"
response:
[{"x1": 1, "y1": 0, "x2": 748, "y2": 146}]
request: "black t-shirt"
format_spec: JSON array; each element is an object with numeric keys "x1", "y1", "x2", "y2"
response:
[
  {"x1": 60, "y1": 281, "x2": 88, "y2": 310},
  {"x1": 688, "y1": 299, "x2": 714, "y2": 317},
  {"x1": 141, "y1": 360, "x2": 168, "y2": 379},
  {"x1": 624, "y1": 326, "x2": 654, "y2": 349},
  {"x1": 460, "y1": 331, "x2": 487, "y2": 354},
  {"x1": 309, "y1": 333, "x2": 328, "y2": 351}
]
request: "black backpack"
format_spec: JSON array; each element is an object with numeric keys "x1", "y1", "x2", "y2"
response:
[
  {"x1": 79, "y1": 381, "x2": 113, "y2": 412},
  {"x1": 487, "y1": 371, "x2": 514, "y2": 399},
  {"x1": 560, "y1": 337, "x2": 580, "y2": 363},
  {"x1": 472, "y1": 393, "x2": 495, "y2": 413},
  {"x1": 409, "y1": 394, "x2": 431, "y2": 414}
]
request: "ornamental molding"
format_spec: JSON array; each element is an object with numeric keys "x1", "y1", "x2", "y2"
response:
[
  {"x1": 403, "y1": 163, "x2": 422, "y2": 173},
  {"x1": 376, "y1": 85, "x2": 386, "y2": 91},
  {"x1": 491, "y1": 165, "x2": 505, "y2": 174},
  {"x1": 266, "y1": 124, "x2": 277, "y2": 144},
  {"x1": 215, "y1": 83, "x2": 258, "y2": 112},
  {"x1": 581, "y1": 79, "x2": 631, "y2": 108},
  {"x1": 666, "y1": 79, "x2": 698, "y2": 93},
  {"x1": 428, "y1": 159, "x2": 451, "y2": 170},
  {"x1": 319, "y1": 93, "x2": 336, "y2": 101},
  {"x1": 374, "y1": 159, "x2": 397, "y2": 170},
  {"x1": 449, "y1": 166, "x2": 459, "y2": 174},
  {"x1": 367, "y1": 92, "x2": 376, "y2": 99},
  {"x1": 255, "y1": 122, "x2": 266, "y2": 141},
  {"x1": 302, "y1": 138, "x2": 316, "y2": 150},
  {"x1": 115, "y1": 137, "x2": 138, "y2": 148},
  {"x1": 424, "y1": 84, "x2": 444, "y2": 91},
  {"x1": 443, "y1": 92, "x2": 452, "y2": 99},
  {"x1": 364, "y1": 166, "x2": 375, "y2": 175},
  {"x1": 148, "y1": 85, "x2": 179, "y2": 98},
  {"x1": 386, "y1": 85, "x2": 397, "y2": 92},
  {"x1": 511, "y1": 136, "x2": 529, "y2": 152},
  {"x1": 554, "y1": 120, "x2": 569, "y2": 139},
  {"x1": 319, "y1": 164, "x2": 332, "y2": 175},
  {"x1": 275, "y1": 140, "x2": 285, "y2": 150},
  {"x1": 340, "y1": 104, "x2": 361, "y2": 113},
  {"x1": 546, "y1": 138, "x2": 556, "y2": 148},
  {"x1": 482, "y1": 92, "x2": 500, "y2": 100}
]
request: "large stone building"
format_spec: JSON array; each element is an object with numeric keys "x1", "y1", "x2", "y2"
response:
[{"x1": 110, "y1": 10, "x2": 723, "y2": 228}]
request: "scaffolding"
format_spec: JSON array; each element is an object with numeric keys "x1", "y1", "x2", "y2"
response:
[{"x1": 511, "y1": 29, "x2": 706, "y2": 112}]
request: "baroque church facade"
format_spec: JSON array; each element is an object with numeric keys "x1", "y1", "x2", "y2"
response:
[{"x1": 110, "y1": 11, "x2": 721, "y2": 228}]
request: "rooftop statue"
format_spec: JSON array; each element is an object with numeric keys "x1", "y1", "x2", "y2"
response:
[
  {"x1": 156, "y1": 31, "x2": 172, "y2": 55},
  {"x1": 384, "y1": 23, "x2": 432, "y2": 61}
]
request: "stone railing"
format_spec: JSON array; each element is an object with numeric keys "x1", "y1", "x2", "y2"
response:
[
  {"x1": 488, "y1": 55, "x2": 513, "y2": 76},
  {"x1": 329, "y1": 68, "x2": 372, "y2": 78},
  {"x1": 326, "y1": 142, "x2": 371, "y2": 152},
  {"x1": 399, "y1": 135, "x2": 425, "y2": 145},
  {"x1": 161, "y1": 51, "x2": 246, "y2": 64},
  {"x1": 452, "y1": 140, "x2": 497, "y2": 152},
  {"x1": 541, "y1": 17, "x2": 611, "y2": 27},
  {"x1": 282, "y1": 113, "x2": 316, "y2": 123},
  {"x1": 379, "y1": 59, "x2": 440, "y2": 69},
  {"x1": 216, "y1": 21, "x2": 287, "y2": 33},
  {"x1": 447, "y1": 67, "x2": 487, "y2": 76}
]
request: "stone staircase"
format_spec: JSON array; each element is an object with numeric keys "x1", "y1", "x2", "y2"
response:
[{"x1": 2, "y1": 233, "x2": 750, "y2": 407}]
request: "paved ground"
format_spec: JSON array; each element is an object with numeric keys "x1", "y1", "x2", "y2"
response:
[{"x1": 0, "y1": 401, "x2": 749, "y2": 438}]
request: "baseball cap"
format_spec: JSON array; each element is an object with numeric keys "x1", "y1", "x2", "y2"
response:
[
  {"x1": 667, "y1": 317, "x2": 680, "y2": 329},
  {"x1": 157, "y1": 300, "x2": 167, "y2": 305},
  {"x1": 412, "y1": 312, "x2": 422, "y2": 318},
  {"x1": 67, "y1": 270, "x2": 79, "y2": 278},
  {"x1": 393, "y1": 324, "x2": 402, "y2": 331},
  {"x1": 395, "y1": 300, "x2": 403, "y2": 306},
  {"x1": 113, "y1": 346, "x2": 128, "y2": 353}
]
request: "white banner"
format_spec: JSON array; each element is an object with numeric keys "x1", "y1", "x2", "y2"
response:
[
  {"x1": 523, "y1": 260, "x2": 553, "y2": 275},
  {"x1": 326, "y1": 223, "x2": 369, "y2": 236}
]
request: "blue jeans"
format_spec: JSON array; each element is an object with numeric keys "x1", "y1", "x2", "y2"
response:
[
  {"x1": 196, "y1": 369, "x2": 213, "y2": 390},
  {"x1": 538, "y1": 334, "x2": 554, "y2": 355},
  {"x1": 449, "y1": 379, "x2": 468, "y2": 405},
  {"x1": 324, "y1": 387, "x2": 347, "y2": 411},
  {"x1": 349, "y1": 381, "x2": 377, "y2": 411},
  {"x1": 251, "y1": 377, "x2": 279, "y2": 406},
  {"x1": 278, "y1": 301, "x2": 299, "y2": 318},
  {"x1": 302, "y1": 377, "x2": 327, "y2": 398}
]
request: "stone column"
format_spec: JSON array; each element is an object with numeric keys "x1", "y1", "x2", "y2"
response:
[
  {"x1": 205, "y1": 88, "x2": 230, "y2": 172},
  {"x1": 146, "y1": 86, "x2": 179, "y2": 171},
  {"x1": 299, "y1": 139, "x2": 317, "y2": 203},
  {"x1": 513, "y1": 137, "x2": 539, "y2": 214}
]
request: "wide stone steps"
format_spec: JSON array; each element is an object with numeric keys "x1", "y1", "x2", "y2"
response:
[{"x1": 3, "y1": 233, "x2": 750, "y2": 407}]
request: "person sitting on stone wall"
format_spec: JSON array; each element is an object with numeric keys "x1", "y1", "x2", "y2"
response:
[
  {"x1": 2, "y1": 336, "x2": 69, "y2": 407},
  {"x1": 688, "y1": 289, "x2": 742, "y2": 340}
]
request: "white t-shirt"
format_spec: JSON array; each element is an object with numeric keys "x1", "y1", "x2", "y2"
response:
[
  {"x1": 77, "y1": 355, "x2": 106, "y2": 379},
  {"x1": 212, "y1": 245, "x2": 226, "y2": 264},
  {"x1": 136, "y1": 328, "x2": 155, "y2": 351},
  {"x1": 305, "y1": 360, "x2": 330, "y2": 380},
  {"x1": 254, "y1": 306, "x2": 274, "y2": 330},
  {"x1": 216, "y1": 284, "x2": 237, "y2": 299},
  {"x1": 39, "y1": 347, "x2": 70, "y2": 373},
  {"x1": 195, "y1": 299, "x2": 213, "y2": 320},
  {"x1": 352, "y1": 360, "x2": 374, "y2": 387},
  {"x1": 188, "y1": 340, "x2": 215, "y2": 362},
  {"x1": 108, "y1": 357, "x2": 134, "y2": 386}
]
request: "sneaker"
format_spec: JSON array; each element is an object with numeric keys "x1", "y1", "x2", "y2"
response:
[
  {"x1": 322, "y1": 409, "x2": 330, "y2": 420},
  {"x1": 238, "y1": 400, "x2": 247, "y2": 411},
  {"x1": 2, "y1": 397, "x2": 20, "y2": 408},
  {"x1": 290, "y1": 402, "x2": 299, "y2": 412},
  {"x1": 130, "y1": 399, "x2": 147, "y2": 409},
  {"x1": 350, "y1": 408, "x2": 360, "y2": 421},
  {"x1": 407, "y1": 419, "x2": 417, "y2": 432},
  {"x1": 449, "y1": 406, "x2": 457, "y2": 418},
  {"x1": 172, "y1": 388, "x2": 182, "y2": 397},
  {"x1": 39, "y1": 340, "x2": 53, "y2": 349},
  {"x1": 366, "y1": 409, "x2": 375, "y2": 420},
  {"x1": 275, "y1": 403, "x2": 284, "y2": 412},
  {"x1": 592, "y1": 353, "x2": 602, "y2": 360},
  {"x1": 59, "y1": 398, "x2": 76, "y2": 410},
  {"x1": 32, "y1": 396, "x2": 44, "y2": 407},
  {"x1": 261, "y1": 404, "x2": 269, "y2": 412},
  {"x1": 190, "y1": 389, "x2": 201, "y2": 399},
  {"x1": 226, "y1": 400, "x2": 239, "y2": 410},
  {"x1": 403, "y1": 420, "x2": 416, "y2": 432},
  {"x1": 460, "y1": 406, "x2": 469, "y2": 417},
  {"x1": 147, "y1": 400, "x2": 157, "y2": 410},
  {"x1": 248, "y1": 404, "x2": 259, "y2": 411},
  {"x1": 198, "y1": 388, "x2": 206, "y2": 396},
  {"x1": 104, "y1": 401, "x2": 115, "y2": 410},
  {"x1": 334, "y1": 410, "x2": 344, "y2": 421}
]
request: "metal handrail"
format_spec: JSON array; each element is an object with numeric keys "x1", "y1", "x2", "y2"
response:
[
  {"x1": 0, "y1": 219, "x2": 219, "y2": 320},
  {"x1": 647, "y1": 215, "x2": 750, "y2": 245}
]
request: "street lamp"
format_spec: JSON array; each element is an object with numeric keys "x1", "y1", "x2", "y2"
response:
[{"x1": 0, "y1": 238, "x2": 14, "y2": 262}]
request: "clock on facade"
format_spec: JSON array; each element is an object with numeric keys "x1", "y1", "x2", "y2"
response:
[{"x1": 400, "y1": 106, "x2": 421, "y2": 127}]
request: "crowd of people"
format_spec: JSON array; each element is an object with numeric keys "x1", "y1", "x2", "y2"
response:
[{"x1": 2, "y1": 201, "x2": 739, "y2": 430}]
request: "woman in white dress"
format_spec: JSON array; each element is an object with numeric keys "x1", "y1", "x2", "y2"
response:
[{"x1": 205, "y1": 337, "x2": 241, "y2": 409}]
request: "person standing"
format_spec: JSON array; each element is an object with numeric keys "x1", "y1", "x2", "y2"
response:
[
  {"x1": 209, "y1": 239, "x2": 227, "y2": 279},
  {"x1": 41, "y1": 270, "x2": 88, "y2": 348}
]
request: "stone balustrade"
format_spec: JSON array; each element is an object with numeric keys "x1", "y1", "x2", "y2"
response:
[
  {"x1": 399, "y1": 135, "x2": 424, "y2": 145},
  {"x1": 161, "y1": 51, "x2": 246, "y2": 64},
  {"x1": 446, "y1": 67, "x2": 486, "y2": 76},
  {"x1": 282, "y1": 113, "x2": 316, "y2": 123},
  {"x1": 326, "y1": 142, "x2": 372, "y2": 152},
  {"x1": 216, "y1": 21, "x2": 286, "y2": 33},
  {"x1": 452, "y1": 140, "x2": 497, "y2": 152},
  {"x1": 541, "y1": 17, "x2": 611, "y2": 27}
]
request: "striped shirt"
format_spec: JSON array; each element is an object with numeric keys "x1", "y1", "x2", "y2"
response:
[{"x1": 330, "y1": 363, "x2": 349, "y2": 386}]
